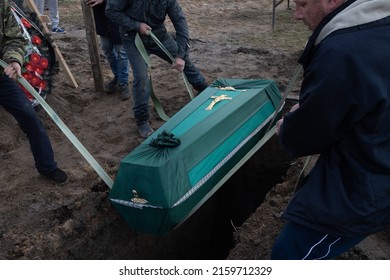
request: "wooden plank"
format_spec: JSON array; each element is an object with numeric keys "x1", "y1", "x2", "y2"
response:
[
  {"x1": 80, "y1": 0, "x2": 104, "y2": 92},
  {"x1": 25, "y1": 0, "x2": 79, "y2": 88},
  {"x1": 39, "y1": 14, "x2": 50, "y2": 24}
]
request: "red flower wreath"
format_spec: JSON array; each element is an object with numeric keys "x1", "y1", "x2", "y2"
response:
[{"x1": 11, "y1": 3, "x2": 56, "y2": 107}]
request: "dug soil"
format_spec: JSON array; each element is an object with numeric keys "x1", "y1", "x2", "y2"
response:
[{"x1": 0, "y1": 0, "x2": 388, "y2": 260}]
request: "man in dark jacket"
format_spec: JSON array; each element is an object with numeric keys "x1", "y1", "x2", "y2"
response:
[
  {"x1": 105, "y1": 0, "x2": 208, "y2": 138},
  {"x1": 85, "y1": 0, "x2": 130, "y2": 100},
  {"x1": 1, "y1": 0, "x2": 67, "y2": 183},
  {"x1": 272, "y1": 0, "x2": 390, "y2": 259}
]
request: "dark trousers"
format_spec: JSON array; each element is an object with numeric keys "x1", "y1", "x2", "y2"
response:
[
  {"x1": 0, "y1": 75, "x2": 57, "y2": 175},
  {"x1": 271, "y1": 222, "x2": 366, "y2": 260},
  {"x1": 122, "y1": 32, "x2": 206, "y2": 125}
]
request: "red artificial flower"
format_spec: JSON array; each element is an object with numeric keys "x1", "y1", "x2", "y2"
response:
[
  {"x1": 31, "y1": 35, "x2": 42, "y2": 46},
  {"x1": 30, "y1": 53, "x2": 41, "y2": 64},
  {"x1": 22, "y1": 72, "x2": 33, "y2": 81},
  {"x1": 40, "y1": 58, "x2": 49, "y2": 69},
  {"x1": 21, "y1": 18, "x2": 32, "y2": 28},
  {"x1": 37, "y1": 80, "x2": 47, "y2": 90},
  {"x1": 30, "y1": 76, "x2": 42, "y2": 87},
  {"x1": 24, "y1": 63, "x2": 35, "y2": 72},
  {"x1": 35, "y1": 67, "x2": 44, "y2": 76}
]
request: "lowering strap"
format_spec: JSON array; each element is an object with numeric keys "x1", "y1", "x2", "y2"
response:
[
  {"x1": 149, "y1": 32, "x2": 194, "y2": 100},
  {"x1": 265, "y1": 64, "x2": 313, "y2": 197},
  {"x1": 135, "y1": 31, "x2": 195, "y2": 121},
  {"x1": 265, "y1": 64, "x2": 314, "y2": 194},
  {"x1": 265, "y1": 63, "x2": 302, "y2": 134},
  {"x1": 135, "y1": 33, "x2": 170, "y2": 121},
  {"x1": 0, "y1": 59, "x2": 114, "y2": 189}
]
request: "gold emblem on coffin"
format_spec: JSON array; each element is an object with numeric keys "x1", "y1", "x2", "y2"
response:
[
  {"x1": 131, "y1": 190, "x2": 148, "y2": 204},
  {"x1": 205, "y1": 94, "x2": 233, "y2": 110}
]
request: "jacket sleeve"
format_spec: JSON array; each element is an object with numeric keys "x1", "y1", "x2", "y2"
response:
[
  {"x1": 105, "y1": 0, "x2": 140, "y2": 32},
  {"x1": 167, "y1": 0, "x2": 189, "y2": 59},
  {"x1": 2, "y1": 2, "x2": 26, "y2": 66},
  {"x1": 279, "y1": 50, "x2": 363, "y2": 157}
]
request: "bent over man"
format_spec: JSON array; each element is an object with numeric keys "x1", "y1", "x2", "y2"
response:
[{"x1": 105, "y1": 0, "x2": 208, "y2": 138}]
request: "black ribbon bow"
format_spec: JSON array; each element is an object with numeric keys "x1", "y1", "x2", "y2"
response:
[{"x1": 149, "y1": 130, "x2": 181, "y2": 147}]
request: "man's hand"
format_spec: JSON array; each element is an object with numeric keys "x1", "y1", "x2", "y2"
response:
[
  {"x1": 289, "y1": 103, "x2": 300, "y2": 113},
  {"x1": 276, "y1": 118, "x2": 284, "y2": 136},
  {"x1": 276, "y1": 103, "x2": 300, "y2": 136},
  {"x1": 4, "y1": 62, "x2": 22, "y2": 80},
  {"x1": 85, "y1": 0, "x2": 104, "y2": 7},
  {"x1": 172, "y1": 57, "x2": 185, "y2": 72},
  {"x1": 139, "y1": 23, "x2": 152, "y2": 35}
]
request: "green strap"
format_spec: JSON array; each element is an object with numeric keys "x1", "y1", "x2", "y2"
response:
[
  {"x1": 135, "y1": 33, "x2": 170, "y2": 121},
  {"x1": 266, "y1": 64, "x2": 311, "y2": 197},
  {"x1": 277, "y1": 65, "x2": 307, "y2": 187},
  {"x1": 266, "y1": 64, "x2": 303, "y2": 134},
  {"x1": 135, "y1": 32, "x2": 195, "y2": 121},
  {"x1": 149, "y1": 75, "x2": 170, "y2": 121},
  {"x1": 134, "y1": 33, "x2": 151, "y2": 67},
  {"x1": 149, "y1": 32, "x2": 194, "y2": 100},
  {"x1": 295, "y1": 155, "x2": 312, "y2": 192},
  {"x1": 0, "y1": 59, "x2": 114, "y2": 189},
  {"x1": 263, "y1": 64, "x2": 310, "y2": 199}
]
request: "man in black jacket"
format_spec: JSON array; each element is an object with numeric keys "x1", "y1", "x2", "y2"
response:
[
  {"x1": 272, "y1": 0, "x2": 390, "y2": 259},
  {"x1": 105, "y1": 0, "x2": 208, "y2": 138}
]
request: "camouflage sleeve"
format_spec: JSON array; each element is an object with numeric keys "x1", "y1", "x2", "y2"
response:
[{"x1": 1, "y1": 0, "x2": 26, "y2": 66}]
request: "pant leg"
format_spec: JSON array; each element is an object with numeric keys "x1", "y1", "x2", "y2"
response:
[
  {"x1": 33, "y1": 0, "x2": 45, "y2": 14},
  {"x1": 100, "y1": 36, "x2": 129, "y2": 85},
  {"x1": 0, "y1": 76, "x2": 57, "y2": 175},
  {"x1": 46, "y1": 0, "x2": 59, "y2": 29},
  {"x1": 121, "y1": 34, "x2": 150, "y2": 125},
  {"x1": 114, "y1": 44, "x2": 129, "y2": 85},
  {"x1": 270, "y1": 222, "x2": 366, "y2": 260},
  {"x1": 100, "y1": 36, "x2": 119, "y2": 79},
  {"x1": 152, "y1": 33, "x2": 207, "y2": 89}
]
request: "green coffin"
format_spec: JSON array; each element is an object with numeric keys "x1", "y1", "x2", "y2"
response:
[{"x1": 110, "y1": 78, "x2": 283, "y2": 235}]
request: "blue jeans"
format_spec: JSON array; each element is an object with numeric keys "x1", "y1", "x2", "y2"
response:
[
  {"x1": 100, "y1": 36, "x2": 129, "y2": 85},
  {"x1": 0, "y1": 75, "x2": 57, "y2": 175},
  {"x1": 122, "y1": 32, "x2": 206, "y2": 125},
  {"x1": 34, "y1": 0, "x2": 60, "y2": 29},
  {"x1": 271, "y1": 222, "x2": 366, "y2": 260}
]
